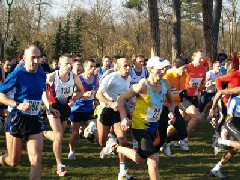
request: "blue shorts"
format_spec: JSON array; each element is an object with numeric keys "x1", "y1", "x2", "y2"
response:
[
  {"x1": 7, "y1": 113, "x2": 44, "y2": 140},
  {"x1": 70, "y1": 111, "x2": 95, "y2": 123}
]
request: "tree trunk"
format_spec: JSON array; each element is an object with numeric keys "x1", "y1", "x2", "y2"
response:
[
  {"x1": 202, "y1": 0, "x2": 213, "y2": 62},
  {"x1": 148, "y1": 0, "x2": 160, "y2": 57},
  {"x1": 212, "y1": 0, "x2": 222, "y2": 60},
  {"x1": 172, "y1": 0, "x2": 182, "y2": 61}
]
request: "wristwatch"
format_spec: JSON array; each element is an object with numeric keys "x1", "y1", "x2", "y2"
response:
[{"x1": 12, "y1": 102, "x2": 20, "y2": 109}]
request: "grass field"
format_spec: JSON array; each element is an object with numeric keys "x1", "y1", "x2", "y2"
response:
[{"x1": 0, "y1": 119, "x2": 239, "y2": 180}]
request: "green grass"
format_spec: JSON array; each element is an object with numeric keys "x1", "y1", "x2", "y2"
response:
[{"x1": 1, "y1": 119, "x2": 240, "y2": 179}]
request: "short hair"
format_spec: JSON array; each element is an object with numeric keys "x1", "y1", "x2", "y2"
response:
[
  {"x1": 132, "y1": 54, "x2": 145, "y2": 64},
  {"x1": 213, "y1": 61, "x2": 220, "y2": 65},
  {"x1": 192, "y1": 49, "x2": 203, "y2": 59},
  {"x1": 102, "y1": 56, "x2": 111, "y2": 61},
  {"x1": 24, "y1": 45, "x2": 40, "y2": 55},
  {"x1": 59, "y1": 54, "x2": 72, "y2": 63},
  {"x1": 3, "y1": 58, "x2": 11, "y2": 64},
  {"x1": 83, "y1": 59, "x2": 96, "y2": 67},
  {"x1": 225, "y1": 59, "x2": 234, "y2": 69}
]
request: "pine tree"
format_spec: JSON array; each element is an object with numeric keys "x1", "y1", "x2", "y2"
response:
[
  {"x1": 71, "y1": 16, "x2": 83, "y2": 55},
  {"x1": 62, "y1": 16, "x2": 71, "y2": 54},
  {"x1": 52, "y1": 21, "x2": 63, "y2": 59},
  {"x1": 5, "y1": 36, "x2": 20, "y2": 58}
]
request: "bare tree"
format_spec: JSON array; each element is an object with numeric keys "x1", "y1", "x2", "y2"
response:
[
  {"x1": 148, "y1": 0, "x2": 160, "y2": 57},
  {"x1": 172, "y1": 0, "x2": 181, "y2": 61}
]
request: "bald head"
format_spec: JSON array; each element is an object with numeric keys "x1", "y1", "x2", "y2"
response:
[{"x1": 24, "y1": 45, "x2": 41, "y2": 73}]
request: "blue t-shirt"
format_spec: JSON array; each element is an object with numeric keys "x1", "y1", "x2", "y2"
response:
[{"x1": 0, "y1": 66, "x2": 46, "y2": 116}]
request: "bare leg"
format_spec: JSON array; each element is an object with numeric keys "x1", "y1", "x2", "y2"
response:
[
  {"x1": 69, "y1": 122, "x2": 80, "y2": 152},
  {"x1": 26, "y1": 133, "x2": 43, "y2": 180},
  {"x1": 0, "y1": 132, "x2": 22, "y2": 167},
  {"x1": 44, "y1": 114, "x2": 63, "y2": 166}
]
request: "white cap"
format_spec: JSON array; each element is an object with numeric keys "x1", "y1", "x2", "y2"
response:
[
  {"x1": 147, "y1": 56, "x2": 165, "y2": 69},
  {"x1": 163, "y1": 59, "x2": 171, "y2": 67}
]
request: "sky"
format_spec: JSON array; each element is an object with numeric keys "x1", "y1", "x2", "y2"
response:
[{"x1": 51, "y1": 0, "x2": 123, "y2": 17}]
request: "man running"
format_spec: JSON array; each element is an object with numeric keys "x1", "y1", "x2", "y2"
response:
[
  {"x1": 209, "y1": 87, "x2": 240, "y2": 179},
  {"x1": 94, "y1": 56, "x2": 112, "y2": 79},
  {"x1": 0, "y1": 45, "x2": 58, "y2": 180},
  {"x1": 100, "y1": 56, "x2": 175, "y2": 180},
  {"x1": 96, "y1": 58, "x2": 132, "y2": 179},
  {"x1": 157, "y1": 58, "x2": 189, "y2": 156},
  {"x1": 68, "y1": 59, "x2": 98, "y2": 160},
  {"x1": 181, "y1": 50, "x2": 206, "y2": 138},
  {"x1": 42, "y1": 54, "x2": 84, "y2": 176}
]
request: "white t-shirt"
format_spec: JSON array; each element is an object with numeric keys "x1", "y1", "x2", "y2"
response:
[
  {"x1": 206, "y1": 70, "x2": 222, "y2": 93},
  {"x1": 99, "y1": 71, "x2": 131, "y2": 107}
]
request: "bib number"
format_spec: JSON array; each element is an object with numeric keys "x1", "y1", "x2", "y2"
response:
[
  {"x1": 23, "y1": 100, "x2": 42, "y2": 115},
  {"x1": 189, "y1": 78, "x2": 202, "y2": 88},
  {"x1": 146, "y1": 108, "x2": 162, "y2": 122}
]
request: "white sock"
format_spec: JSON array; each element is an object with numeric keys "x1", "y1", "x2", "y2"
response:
[
  {"x1": 120, "y1": 162, "x2": 126, "y2": 173},
  {"x1": 70, "y1": 150, "x2": 75, "y2": 153},
  {"x1": 213, "y1": 162, "x2": 222, "y2": 171}
]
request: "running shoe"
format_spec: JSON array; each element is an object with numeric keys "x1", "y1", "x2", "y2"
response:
[
  {"x1": 57, "y1": 164, "x2": 68, "y2": 177},
  {"x1": 118, "y1": 170, "x2": 133, "y2": 180},
  {"x1": 210, "y1": 169, "x2": 227, "y2": 179},
  {"x1": 106, "y1": 134, "x2": 118, "y2": 145},
  {"x1": 179, "y1": 138, "x2": 190, "y2": 151},
  {"x1": 68, "y1": 151, "x2": 76, "y2": 160},
  {"x1": 161, "y1": 143, "x2": 171, "y2": 157},
  {"x1": 100, "y1": 141, "x2": 118, "y2": 159},
  {"x1": 84, "y1": 122, "x2": 96, "y2": 143}
]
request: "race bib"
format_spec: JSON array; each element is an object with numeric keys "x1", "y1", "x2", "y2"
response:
[
  {"x1": 23, "y1": 100, "x2": 42, "y2": 115},
  {"x1": 58, "y1": 87, "x2": 74, "y2": 97},
  {"x1": 146, "y1": 108, "x2": 162, "y2": 122},
  {"x1": 189, "y1": 78, "x2": 202, "y2": 88}
]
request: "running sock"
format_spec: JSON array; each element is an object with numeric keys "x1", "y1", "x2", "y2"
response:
[
  {"x1": 70, "y1": 150, "x2": 75, "y2": 154},
  {"x1": 212, "y1": 162, "x2": 223, "y2": 171},
  {"x1": 119, "y1": 162, "x2": 126, "y2": 174}
]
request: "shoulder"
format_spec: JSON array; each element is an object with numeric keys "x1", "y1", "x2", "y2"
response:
[{"x1": 46, "y1": 71, "x2": 55, "y2": 82}]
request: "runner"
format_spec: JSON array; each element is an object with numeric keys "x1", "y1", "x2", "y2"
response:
[
  {"x1": 181, "y1": 50, "x2": 206, "y2": 138},
  {"x1": 157, "y1": 58, "x2": 189, "y2": 156},
  {"x1": 100, "y1": 56, "x2": 175, "y2": 180},
  {"x1": 42, "y1": 54, "x2": 84, "y2": 176},
  {"x1": 68, "y1": 59, "x2": 98, "y2": 160},
  {"x1": 94, "y1": 56, "x2": 112, "y2": 79},
  {"x1": 0, "y1": 45, "x2": 58, "y2": 180},
  {"x1": 209, "y1": 87, "x2": 240, "y2": 179},
  {"x1": 96, "y1": 58, "x2": 132, "y2": 179}
]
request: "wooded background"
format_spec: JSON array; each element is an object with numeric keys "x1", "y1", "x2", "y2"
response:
[{"x1": 0, "y1": 0, "x2": 239, "y2": 62}]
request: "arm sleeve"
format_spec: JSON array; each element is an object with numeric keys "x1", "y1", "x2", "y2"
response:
[
  {"x1": 0, "y1": 71, "x2": 17, "y2": 93},
  {"x1": 215, "y1": 73, "x2": 231, "y2": 90}
]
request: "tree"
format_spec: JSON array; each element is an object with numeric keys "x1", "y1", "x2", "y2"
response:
[
  {"x1": 52, "y1": 21, "x2": 64, "y2": 59},
  {"x1": 148, "y1": 0, "x2": 160, "y2": 56},
  {"x1": 172, "y1": 0, "x2": 182, "y2": 60},
  {"x1": 5, "y1": 35, "x2": 20, "y2": 58},
  {"x1": 71, "y1": 16, "x2": 83, "y2": 54},
  {"x1": 202, "y1": 0, "x2": 222, "y2": 62}
]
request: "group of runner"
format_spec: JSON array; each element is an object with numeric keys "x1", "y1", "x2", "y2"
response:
[{"x1": 0, "y1": 45, "x2": 239, "y2": 180}]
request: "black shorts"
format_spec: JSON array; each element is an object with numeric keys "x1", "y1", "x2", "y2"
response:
[
  {"x1": 70, "y1": 111, "x2": 95, "y2": 123},
  {"x1": 52, "y1": 103, "x2": 71, "y2": 121},
  {"x1": 99, "y1": 107, "x2": 121, "y2": 126},
  {"x1": 132, "y1": 129, "x2": 158, "y2": 159},
  {"x1": 225, "y1": 116, "x2": 240, "y2": 141},
  {"x1": 7, "y1": 113, "x2": 44, "y2": 140}
]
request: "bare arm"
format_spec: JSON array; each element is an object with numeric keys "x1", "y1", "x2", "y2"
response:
[
  {"x1": 164, "y1": 80, "x2": 176, "y2": 125},
  {"x1": 118, "y1": 83, "x2": 141, "y2": 120},
  {"x1": 165, "y1": 80, "x2": 175, "y2": 113},
  {"x1": 72, "y1": 73, "x2": 84, "y2": 101}
]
